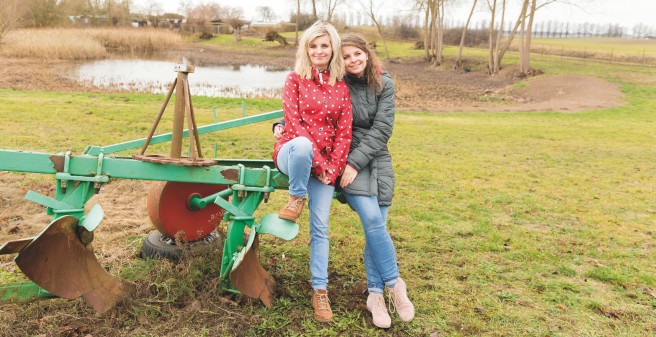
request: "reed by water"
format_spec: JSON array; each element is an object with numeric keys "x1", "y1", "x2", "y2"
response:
[{"x1": 0, "y1": 28, "x2": 181, "y2": 60}]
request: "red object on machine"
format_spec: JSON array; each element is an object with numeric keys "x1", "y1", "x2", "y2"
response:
[{"x1": 147, "y1": 181, "x2": 228, "y2": 242}]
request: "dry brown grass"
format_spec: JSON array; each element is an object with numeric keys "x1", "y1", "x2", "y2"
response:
[{"x1": 0, "y1": 27, "x2": 181, "y2": 60}]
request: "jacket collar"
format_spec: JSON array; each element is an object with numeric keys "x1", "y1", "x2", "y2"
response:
[
  {"x1": 311, "y1": 67, "x2": 329, "y2": 85},
  {"x1": 344, "y1": 73, "x2": 367, "y2": 85}
]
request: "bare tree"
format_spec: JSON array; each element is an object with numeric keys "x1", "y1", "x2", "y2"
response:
[
  {"x1": 256, "y1": 6, "x2": 276, "y2": 22},
  {"x1": 309, "y1": 0, "x2": 318, "y2": 20},
  {"x1": 432, "y1": 0, "x2": 447, "y2": 66},
  {"x1": 225, "y1": 6, "x2": 246, "y2": 41},
  {"x1": 59, "y1": 0, "x2": 92, "y2": 16},
  {"x1": 632, "y1": 23, "x2": 649, "y2": 38},
  {"x1": 518, "y1": 0, "x2": 536, "y2": 73},
  {"x1": 485, "y1": 0, "x2": 558, "y2": 75},
  {"x1": 495, "y1": 0, "x2": 528, "y2": 70},
  {"x1": 485, "y1": 0, "x2": 497, "y2": 73},
  {"x1": 142, "y1": 0, "x2": 163, "y2": 16},
  {"x1": 295, "y1": 0, "x2": 300, "y2": 46},
  {"x1": 358, "y1": 0, "x2": 390, "y2": 61},
  {"x1": 455, "y1": 0, "x2": 478, "y2": 68},
  {"x1": 416, "y1": 0, "x2": 431, "y2": 62},
  {"x1": 491, "y1": 0, "x2": 506, "y2": 74},
  {"x1": 24, "y1": 0, "x2": 66, "y2": 27},
  {"x1": 0, "y1": 0, "x2": 27, "y2": 43},
  {"x1": 102, "y1": 0, "x2": 131, "y2": 26},
  {"x1": 321, "y1": 0, "x2": 343, "y2": 22},
  {"x1": 185, "y1": 2, "x2": 221, "y2": 34}
]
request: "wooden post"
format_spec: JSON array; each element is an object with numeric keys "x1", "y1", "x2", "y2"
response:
[{"x1": 170, "y1": 65, "x2": 195, "y2": 159}]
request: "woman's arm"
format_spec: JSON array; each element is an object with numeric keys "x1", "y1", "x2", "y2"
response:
[
  {"x1": 324, "y1": 84, "x2": 353, "y2": 183},
  {"x1": 347, "y1": 76, "x2": 395, "y2": 172},
  {"x1": 282, "y1": 73, "x2": 328, "y2": 171}
]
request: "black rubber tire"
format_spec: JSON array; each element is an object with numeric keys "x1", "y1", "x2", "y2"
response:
[{"x1": 141, "y1": 230, "x2": 223, "y2": 261}]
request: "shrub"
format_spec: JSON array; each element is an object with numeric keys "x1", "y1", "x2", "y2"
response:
[{"x1": 264, "y1": 30, "x2": 288, "y2": 46}]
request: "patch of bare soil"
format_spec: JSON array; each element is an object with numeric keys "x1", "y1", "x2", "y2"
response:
[{"x1": 503, "y1": 74, "x2": 625, "y2": 112}]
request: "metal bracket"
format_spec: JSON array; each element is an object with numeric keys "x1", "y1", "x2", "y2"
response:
[
  {"x1": 25, "y1": 190, "x2": 84, "y2": 216},
  {"x1": 231, "y1": 165, "x2": 275, "y2": 203}
]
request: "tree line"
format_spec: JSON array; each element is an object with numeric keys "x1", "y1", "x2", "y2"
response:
[{"x1": 2, "y1": 0, "x2": 653, "y2": 77}]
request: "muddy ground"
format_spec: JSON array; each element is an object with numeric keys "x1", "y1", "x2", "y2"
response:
[
  {"x1": 0, "y1": 42, "x2": 624, "y2": 113},
  {"x1": 0, "y1": 43, "x2": 626, "y2": 335}
]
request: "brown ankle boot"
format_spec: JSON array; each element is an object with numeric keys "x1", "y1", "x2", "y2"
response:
[
  {"x1": 278, "y1": 195, "x2": 306, "y2": 222},
  {"x1": 311, "y1": 289, "x2": 333, "y2": 322}
]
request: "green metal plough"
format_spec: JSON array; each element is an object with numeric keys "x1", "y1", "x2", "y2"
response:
[{"x1": 0, "y1": 65, "x2": 295, "y2": 313}]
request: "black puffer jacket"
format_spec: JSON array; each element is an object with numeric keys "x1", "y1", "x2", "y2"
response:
[{"x1": 341, "y1": 72, "x2": 395, "y2": 206}]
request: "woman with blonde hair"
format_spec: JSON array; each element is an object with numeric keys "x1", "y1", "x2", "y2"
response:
[
  {"x1": 272, "y1": 21, "x2": 353, "y2": 322},
  {"x1": 339, "y1": 33, "x2": 414, "y2": 328}
]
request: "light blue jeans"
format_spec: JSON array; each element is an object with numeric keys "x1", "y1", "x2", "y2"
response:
[
  {"x1": 276, "y1": 137, "x2": 335, "y2": 290},
  {"x1": 342, "y1": 192, "x2": 399, "y2": 294}
]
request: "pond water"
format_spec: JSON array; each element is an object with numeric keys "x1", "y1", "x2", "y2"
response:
[{"x1": 76, "y1": 59, "x2": 290, "y2": 98}]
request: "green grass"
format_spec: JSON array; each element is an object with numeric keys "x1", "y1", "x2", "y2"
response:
[
  {"x1": 200, "y1": 34, "x2": 293, "y2": 56},
  {"x1": 0, "y1": 90, "x2": 281, "y2": 157},
  {"x1": 1, "y1": 44, "x2": 656, "y2": 336},
  {"x1": 529, "y1": 37, "x2": 656, "y2": 56}
]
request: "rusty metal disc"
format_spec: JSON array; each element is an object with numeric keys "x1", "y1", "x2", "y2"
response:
[{"x1": 147, "y1": 181, "x2": 228, "y2": 242}]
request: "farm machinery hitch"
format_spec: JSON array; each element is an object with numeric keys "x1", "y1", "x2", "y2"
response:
[{"x1": 0, "y1": 65, "x2": 295, "y2": 313}]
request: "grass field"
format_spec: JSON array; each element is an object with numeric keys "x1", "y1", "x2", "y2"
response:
[
  {"x1": 530, "y1": 37, "x2": 656, "y2": 55},
  {"x1": 1, "y1": 34, "x2": 656, "y2": 336}
]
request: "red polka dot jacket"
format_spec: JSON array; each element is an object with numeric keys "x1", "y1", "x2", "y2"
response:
[{"x1": 273, "y1": 68, "x2": 353, "y2": 185}]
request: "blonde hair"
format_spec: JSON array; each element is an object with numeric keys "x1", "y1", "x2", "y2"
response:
[
  {"x1": 294, "y1": 21, "x2": 344, "y2": 85},
  {"x1": 341, "y1": 33, "x2": 383, "y2": 93}
]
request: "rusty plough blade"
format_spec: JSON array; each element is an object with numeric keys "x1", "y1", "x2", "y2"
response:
[
  {"x1": 14, "y1": 216, "x2": 134, "y2": 313},
  {"x1": 230, "y1": 233, "x2": 276, "y2": 307},
  {"x1": 228, "y1": 215, "x2": 298, "y2": 307}
]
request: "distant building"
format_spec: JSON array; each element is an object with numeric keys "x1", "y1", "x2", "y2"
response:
[{"x1": 250, "y1": 21, "x2": 279, "y2": 28}]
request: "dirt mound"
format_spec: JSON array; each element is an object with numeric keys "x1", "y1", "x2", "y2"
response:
[
  {"x1": 386, "y1": 61, "x2": 624, "y2": 113},
  {"x1": 507, "y1": 74, "x2": 625, "y2": 112}
]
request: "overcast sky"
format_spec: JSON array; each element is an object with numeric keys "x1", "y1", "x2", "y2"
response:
[{"x1": 132, "y1": 0, "x2": 655, "y2": 29}]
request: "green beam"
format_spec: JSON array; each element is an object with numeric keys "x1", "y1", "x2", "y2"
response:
[
  {"x1": 0, "y1": 150, "x2": 289, "y2": 189},
  {"x1": 84, "y1": 110, "x2": 283, "y2": 156}
]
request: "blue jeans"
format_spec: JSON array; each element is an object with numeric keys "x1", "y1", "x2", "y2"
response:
[
  {"x1": 276, "y1": 137, "x2": 335, "y2": 290},
  {"x1": 343, "y1": 192, "x2": 399, "y2": 294}
]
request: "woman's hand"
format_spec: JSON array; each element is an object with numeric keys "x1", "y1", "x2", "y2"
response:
[
  {"x1": 318, "y1": 168, "x2": 334, "y2": 185},
  {"x1": 273, "y1": 124, "x2": 284, "y2": 139},
  {"x1": 339, "y1": 165, "x2": 358, "y2": 188}
]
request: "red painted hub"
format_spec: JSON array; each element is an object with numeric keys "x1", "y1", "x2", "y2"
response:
[{"x1": 147, "y1": 181, "x2": 228, "y2": 242}]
